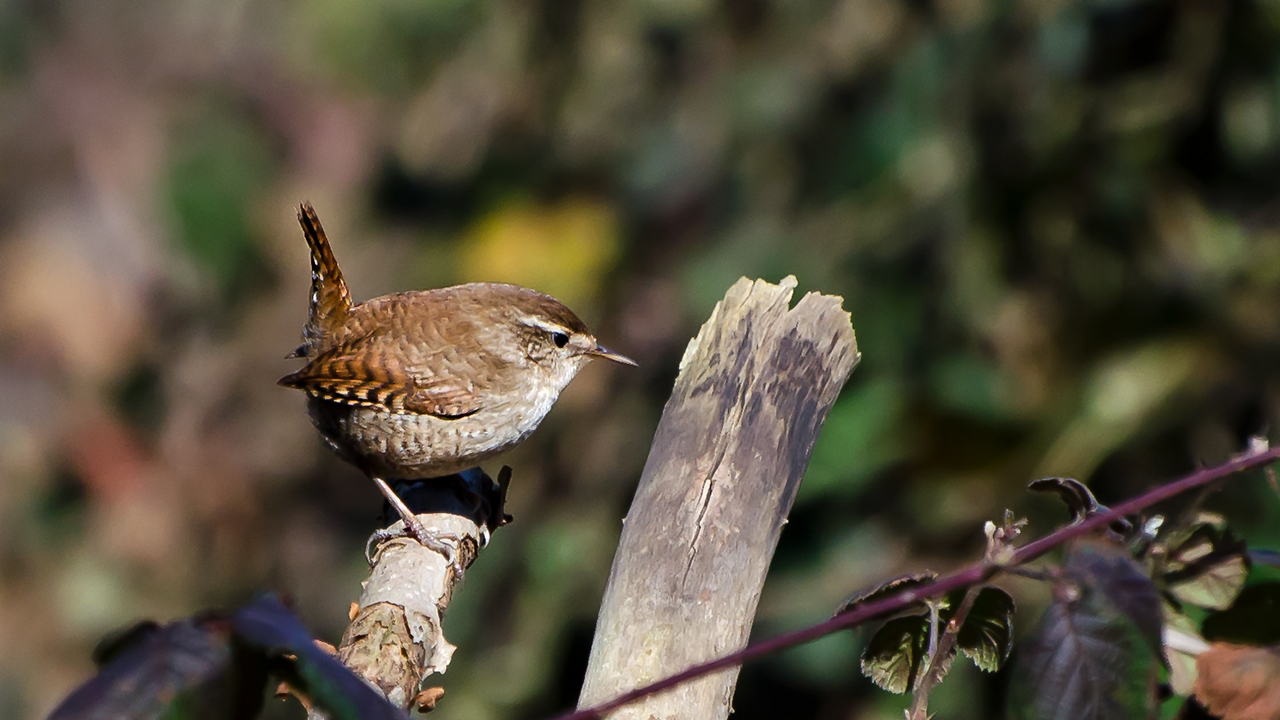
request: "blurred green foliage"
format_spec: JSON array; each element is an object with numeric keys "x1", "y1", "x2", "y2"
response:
[{"x1": 168, "y1": 105, "x2": 278, "y2": 302}]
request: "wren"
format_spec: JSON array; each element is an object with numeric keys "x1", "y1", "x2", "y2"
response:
[{"x1": 279, "y1": 203, "x2": 634, "y2": 560}]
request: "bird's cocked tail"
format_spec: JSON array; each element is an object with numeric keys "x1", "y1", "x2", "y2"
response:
[{"x1": 295, "y1": 202, "x2": 352, "y2": 356}]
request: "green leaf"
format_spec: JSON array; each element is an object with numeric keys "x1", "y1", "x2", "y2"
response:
[
  {"x1": 1162, "y1": 524, "x2": 1249, "y2": 610},
  {"x1": 856, "y1": 582, "x2": 1012, "y2": 694},
  {"x1": 802, "y1": 377, "x2": 910, "y2": 500},
  {"x1": 860, "y1": 615, "x2": 932, "y2": 694},
  {"x1": 955, "y1": 587, "x2": 1015, "y2": 672},
  {"x1": 850, "y1": 574, "x2": 941, "y2": 695},
  {"x1": 1201, "y1": 582, "x2": 1280, "y2": 645}
]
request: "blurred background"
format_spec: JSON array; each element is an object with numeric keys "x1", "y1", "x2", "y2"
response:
[{"x1": 3, "y1": 0, "x2": 1280, "y2": 718}]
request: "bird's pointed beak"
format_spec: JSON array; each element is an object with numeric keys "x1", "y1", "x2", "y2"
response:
[{"x1": 589, "y1": 344, "x2": 637, "y2": 366}]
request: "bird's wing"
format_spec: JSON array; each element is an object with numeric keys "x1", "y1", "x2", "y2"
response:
[{"x1": 277, "y1": 331, "x2": 484, "y2": 419}]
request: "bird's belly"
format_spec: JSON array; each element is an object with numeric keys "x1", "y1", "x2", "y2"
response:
[{"x1": 307, "y1": 397, "x2": 546, "y2": 479}]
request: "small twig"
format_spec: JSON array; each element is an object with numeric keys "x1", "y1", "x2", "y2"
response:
[
  {"x1": 908, "y1": 585, "x2": 980, "y2": 720},
  {"x1": 552, "y1": 445, "x2": 1280, "y2": 720},
  {"x1": 1164, "y1": 627, "x2": 1210, "y2": 656},
  {"x1": 925, "y1": 600, "x2": 940, "y2": 662}
]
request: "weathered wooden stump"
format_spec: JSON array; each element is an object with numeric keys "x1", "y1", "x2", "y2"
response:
[{"x1": 578, "y1": 276, "x2": 859, "y2": 719}]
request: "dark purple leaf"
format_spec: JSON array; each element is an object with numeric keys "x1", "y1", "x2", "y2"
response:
[
  {"x1": 1067, "y1": 542, "x2": 1163, "y2": 657},
  {"x1": 836, "y1": 572, "x2": 937, "y2": 617},
  {"x1": 1008, "y1": 569, "x2": 1160, "y2": 720},
  {"x1": 90, "y1": 620, "x2": 162, "y2": 667},
  {"x1": 232, "y1": 594, "x2": 407, "y2": 720},
  {"x1": 1029, "y1": 477, "x2": 1102, "y2": 523},
  {"x1": 48, "y1": 616, "x2": 266, "y2": 720},
  {"x1": 1028, "y1": 477, "x2": 1136, "y2": 537}
]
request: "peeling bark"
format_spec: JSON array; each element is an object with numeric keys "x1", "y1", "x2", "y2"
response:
[{"x1": 310, "y1": 468, "x2": 509, "y2": 717}]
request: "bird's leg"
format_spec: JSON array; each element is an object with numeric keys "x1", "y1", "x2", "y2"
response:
[{"x1": 370, "y1": 476, "x2": 464, "y2": 575}]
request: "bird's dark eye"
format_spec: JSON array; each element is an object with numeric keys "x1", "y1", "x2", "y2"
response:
[{"x1": 552, "y1": 332, "x2": 570, "y2": 348}]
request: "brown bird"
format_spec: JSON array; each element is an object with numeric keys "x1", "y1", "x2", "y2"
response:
[{"x1": 279, "y1": 203, "x2": 634, "y2": 560}]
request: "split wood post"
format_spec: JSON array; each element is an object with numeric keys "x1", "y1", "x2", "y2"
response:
[{"x1": 577, "y1": 276, "x2": 859, "y2": 719}]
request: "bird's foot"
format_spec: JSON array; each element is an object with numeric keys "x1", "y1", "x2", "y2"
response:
[
  {"x1": 406, "y1": 519, "x2": 466, "y2": 577},
  {"x1": 365, "y1": 521, "x2": 465, "y2": 576},
  {"x1": 369, "y1": 476, "x2": 466, "y2": 576}
]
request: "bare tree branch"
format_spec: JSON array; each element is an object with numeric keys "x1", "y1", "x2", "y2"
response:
[{"x1": 309, "y1": 467, "x2": 510, "y2": 717}]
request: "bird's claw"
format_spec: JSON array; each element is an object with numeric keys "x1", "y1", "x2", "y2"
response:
[
  {"x1": 366, "y1": 520, "x2": 467, "y2": 577},
  {"x1": 405, "y1": 521, "x2": 466, "y2": 578}
]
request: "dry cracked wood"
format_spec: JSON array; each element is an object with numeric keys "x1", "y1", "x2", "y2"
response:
[{"x1": 578, "y1": 276, "x2": 859, "y2": 720}]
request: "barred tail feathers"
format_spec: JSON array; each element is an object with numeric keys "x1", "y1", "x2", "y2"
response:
[{"x1": 298, "y1": 202, "x2": 352, "y2": 347}]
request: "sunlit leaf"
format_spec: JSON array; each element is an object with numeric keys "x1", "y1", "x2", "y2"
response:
[
  {"x1": 232, "y1": 595, "x2": 406, "y2": 720},
  {"x1": 856, "y1": 581, "x2": 1010, "y2": 694},
  {"x1": 1162, "y1": 524, "x2": 1249, "y2": 610},
  {"x1": 49, "y1": 616, "x2": 266, "y2": 720},
  {"x1": 1194, "y1": 643, "x2": 1280, "y2": 720},
  {"x1": 1152, "y1": 512, "x2": 1226, "y2": 548},
  {"x1": 860, "y1": 615, "x2": 932, "y2": 694},
  {"x1": 955, "y1": 586, "x2": 1015, "y2": 672},
  {"x1": 1140, "y1": 515, "x2": 1165, "y2": 543},
  {"x1": 1038, "y1": 342, "x2": 1204, "y2": 481},
  {"x1": 1162, "y1": 603, "x2": 1205, "y2": 696},
  {"x1": 1202, "y1": 583, "x2": 1280, "y2": 646}
]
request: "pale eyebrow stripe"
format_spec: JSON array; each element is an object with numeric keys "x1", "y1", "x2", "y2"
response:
[{"x1": 517, "y1": 314, "x2": 572, "y2": 335}]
